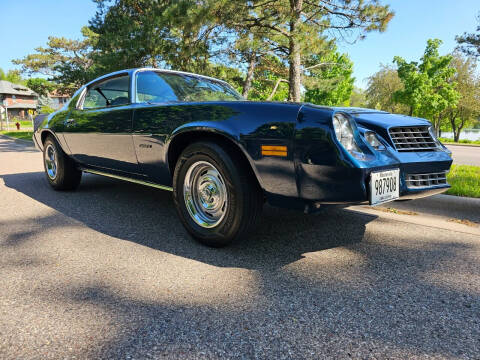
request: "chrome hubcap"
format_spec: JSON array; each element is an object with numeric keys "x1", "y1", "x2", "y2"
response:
[
  {"x1": 183, "y1": 161, "x2": 228, "y2": 228},
  {"x1": 44, "y1": 144, "x2": 58, "y2": 180}
]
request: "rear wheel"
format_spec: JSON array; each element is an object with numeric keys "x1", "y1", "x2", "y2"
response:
[
  {"x1": 43, "y1": 135, "x2": 82, "y2": 190},
  {"x1": 173, "y1": 141, "x2": 263, "y2": 247}
]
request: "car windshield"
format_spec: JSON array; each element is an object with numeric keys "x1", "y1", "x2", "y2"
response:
[{"x1": 136, "y1": 71, "x2": 243, "y2": 103}]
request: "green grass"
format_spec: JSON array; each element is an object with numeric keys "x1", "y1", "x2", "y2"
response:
[
  {"x1": 0, "y1": 131, "x2": 34, "y2": 141},
  {"x1": 18, "y1": 120, "x2": 34, "y2": 127},
  {"x1": 446, "y1": 165, "x2": 480, "y2": 198},
  {"x1": 439, "y1": 137, "x2": 480, "y2": 146}
]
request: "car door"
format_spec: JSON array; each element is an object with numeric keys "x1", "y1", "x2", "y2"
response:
[
  {"x1": 131, "y1": 70, "x2": 244, "y2": 185},
  {"x1": 131, "y1": 70, "x2": 182, "y2": 184},
  {"x1": 63, "y1": 74, "x2": 139, "y2": 174}
]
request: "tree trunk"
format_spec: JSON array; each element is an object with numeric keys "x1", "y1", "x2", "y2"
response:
[
  {"x1": 288, "y1": 39, "x2": 301, "y2": 102},
  {"x1": 288, "y1": 0, "x2": 302, "y2": 102},
  {"x1": 267, "y1": 78, "x2": 288, "y2": 101},
  {"x1": 451, "y1": 116, "x2": 465, "y2": 143},
  {"x1": 242, "y1": 54, "x2": 256, "y2": 98},
  {"x1": 434, "y1": 116, "x2": 441, "y2": 137},
  {"x1": 453, "y1": 129, "x2": 460, "y2": 142}
]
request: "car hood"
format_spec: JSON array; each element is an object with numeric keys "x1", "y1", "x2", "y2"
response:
[{"x1": 339, "y1": 108, "x2": 431, "y2": 128}]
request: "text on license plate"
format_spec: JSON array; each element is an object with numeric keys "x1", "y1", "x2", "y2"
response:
[{"x1": 370, "y1": 169, "x2": 400, "y2": 206}]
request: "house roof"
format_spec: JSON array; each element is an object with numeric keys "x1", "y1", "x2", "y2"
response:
[
  {"x1": 49, "y1": 89, "x2": 70, "y2": 98},
  {"x1": 0, "y1": 80, "x2": 37, "y2": 97},
  {"x1": 5, "y1": 103, "x2": 37, "y2": 110}
]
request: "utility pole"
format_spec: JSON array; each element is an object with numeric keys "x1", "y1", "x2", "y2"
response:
[
  {"x1": 2, "y1": 99, "x2": 8, "y2": 131},
  {"x1": 2, "y1": 99, "x2": 17, "y2": 132},
  {"x1": 5, "y1": 104, "x2": 9, "y2": 131}
]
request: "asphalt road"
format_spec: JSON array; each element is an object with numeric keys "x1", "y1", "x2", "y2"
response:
[
  {"x1": 1, "y1": 136, "x2": 479, "y2": 359},
  {"x1": 446, "y1": 144, "x2": 480, "y2": 166}
]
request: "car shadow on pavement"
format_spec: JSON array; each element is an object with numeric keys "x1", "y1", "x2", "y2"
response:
[
  {"x1": 0, "y1": 171, "x2": 375, "y2": 270},
  {"x1": 2, "y1": 170, "x2": 479, "y2": 359}
]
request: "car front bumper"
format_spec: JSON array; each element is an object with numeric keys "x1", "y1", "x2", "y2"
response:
[
  {"x1": 297, "y1": 149, "x2": 453, "y2": 205},
  {"x1": 32, "y1": 132, "x2": 42, "y2": 152}
]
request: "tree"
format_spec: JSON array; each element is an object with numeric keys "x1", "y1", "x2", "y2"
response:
[
  {"x1": 365, "y1": 64, "x2": 408, "y2": 113},
  {"x1": 393, "y1": 39, "x2": 460, "y2": 134},
  {"x1": 12, "y1": 27, "x2": 98, "y2": 94},
  {"x1": 12, "y1": 0, "x2": 391, "y2": 103},
  {"x1": 221, "y1": 0, "x2": 393, "y2": 101},
  {"x1": 89, "y1": 0, "x2": 225, "y2": 75},
  {"x1": 349, "y1": 87, "x2": 366, "y2": 108},
  {"x1": 249, "y1": 55, "x2": 290, "y2": 101},
  {"x1": 456, "y1": 12, "x2": 480, "y2": 58},
  {"x1": 231, "y1": 31, "x2": 274, "y2": 98},
  {"x1": 203, "y1": 62, "x2": 245, "y2": 94},
  {"x1": 40, "y1": 105, "x2": 56, "y2": 114},
  {"x1": 37, "y1": 95, "x2": 55, "y2": 112},
  {"x1": 304, "y1": 51, "x2": 354, "y2": 106},
  {"x1": 0, "y1": 68, "x2": 24, "y2": 85},
  {"x1": 26, "y1": 78, "x2": 56, "y2": 97},
  {"x1": 444, "y1": 54, "x2": 480, "y2": 142}
]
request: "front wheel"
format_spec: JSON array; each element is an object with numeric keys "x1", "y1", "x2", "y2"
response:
[
  {"x1": 43, "y1": 135, "x2": 82, "y2": 190},
  {"x1": 173, "y1": 141, "x2": 263, "y2": 247}
]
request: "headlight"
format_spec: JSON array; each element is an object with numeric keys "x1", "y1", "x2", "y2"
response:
[
  {"x1": 364, "y1": 131, "x2": 385, "y2": 150},
  {"x1": 332, "y1": 113, "x2": 364, "y2": 158}
]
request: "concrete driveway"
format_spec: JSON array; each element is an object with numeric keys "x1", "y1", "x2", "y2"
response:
[
  {"x1": 446, "y1": 144, "x2": 480, "y2": 166},
  {"x1": 1, "y1": 136, "x2": 479, "y2": 359}
]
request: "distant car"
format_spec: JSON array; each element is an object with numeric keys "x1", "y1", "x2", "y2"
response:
[{"x1": 33, "y1": 68, "x2": 453, "y2": 246}]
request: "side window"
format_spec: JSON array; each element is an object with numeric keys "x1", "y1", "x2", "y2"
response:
[
  {"x1": 82, "y1": 75, "x2": 130, "y2": 109},
  {"x1": 83, "y1": 88, "x2": 107, "y2": 108},
  {"x1": 136, "y1": 71, "x2": 178, "y2": 103}
]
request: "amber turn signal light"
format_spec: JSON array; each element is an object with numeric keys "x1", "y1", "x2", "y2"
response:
[{"x1": 261, "y1": 145, "x2": 287, "y2": 157}]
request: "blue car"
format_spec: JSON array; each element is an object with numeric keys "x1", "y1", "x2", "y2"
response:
[{"x1": 33, "y1": 68, "x2": 452, "y2": 246}]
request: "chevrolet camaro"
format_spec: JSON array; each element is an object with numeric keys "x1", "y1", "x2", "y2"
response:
[{"x1": 33, "y1": 68, "x2": 453, "y2": 246}]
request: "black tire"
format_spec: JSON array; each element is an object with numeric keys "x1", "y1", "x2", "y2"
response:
[
  {"x1": 43, "y1": 135, "x2": 82, "y2": 190},
  {"x1": 173, "y1": 141, "x2": 263, "y2": 247}
]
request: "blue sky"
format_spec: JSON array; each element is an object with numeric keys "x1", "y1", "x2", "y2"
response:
[
  {"x1": 338, "y1": 0, "x2": 479, "y2": 87},
  {"x1": 0, "y1": 0, "x2": 478, "y2": 88},
  {"x1": 0, "y1": 0, "x2": 97, "y2": 71}
]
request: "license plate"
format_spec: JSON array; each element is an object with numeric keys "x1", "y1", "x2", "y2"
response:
[{"x1": 370, "y1": 169, "x2": 400, "y2": 206}]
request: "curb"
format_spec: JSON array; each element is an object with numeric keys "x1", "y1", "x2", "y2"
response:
[
  {"x1": 349, "y1": 205, "x2": 480, "y2": 236},
  {"x1": 375, "y1": 193, "x2": 480, "y2": 224},
  {"x1": 444, "y1": 143, "x2": 480, "y2": 148}
]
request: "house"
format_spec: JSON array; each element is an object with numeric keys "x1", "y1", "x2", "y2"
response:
[
  {"x1": 0, "y1": 80, "x2": 38, "y2": 119},
  {"x1": 48, "y1": 90, "x2": 70, "y2": 109}
]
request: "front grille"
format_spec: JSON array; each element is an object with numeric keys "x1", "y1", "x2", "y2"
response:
[
  {"x1": 389, "y1": 126, "x2": 437, "y2": 151},
  {"x1": 405, "y1": 171, "x2": 448, "y2": 189}
]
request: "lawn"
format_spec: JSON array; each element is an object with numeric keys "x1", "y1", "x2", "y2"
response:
[
  {"x1": 19, "y1": 120, "x2": 34, "y2": 127},
  {"x1": 446, "y1": 165, "x2": 480, "y2": 198},
  {"x1": 0, "y1": 121, "x2": 33, "y2": 131},
  {"x1": 0, "y1": 131, "x2": 34, "y2": 141}
]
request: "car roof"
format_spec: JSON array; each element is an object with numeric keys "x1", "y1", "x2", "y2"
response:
[{"x1": 84, "y1": 68, "x2": 231, "y2": 88}]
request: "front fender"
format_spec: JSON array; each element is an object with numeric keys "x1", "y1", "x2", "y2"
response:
[
  {"x1": 133, "y1": 101, "x2": 301, "y2": 199},
  {"x1": 34, "y1": 129, "x2": 67, "y2": 153}
]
